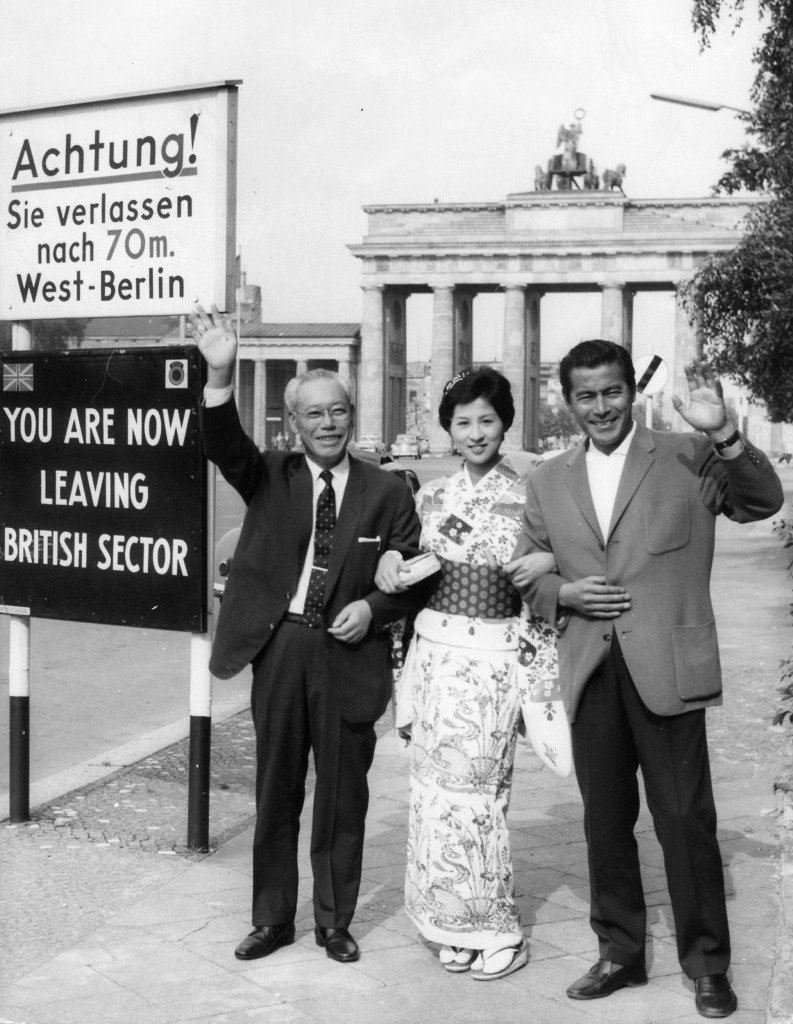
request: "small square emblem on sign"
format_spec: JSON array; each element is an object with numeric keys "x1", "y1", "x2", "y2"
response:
[
  {"x1": 165, "y1": 359, "x2": 188, "y2": 389},
  {"x1": 3, "y1": 363, "x2": 34, "y2": 392}
]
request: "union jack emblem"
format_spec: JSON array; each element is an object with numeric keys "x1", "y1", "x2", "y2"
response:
[{"x1": 3, "y1": 363, "x2": 34, "y2": 392}]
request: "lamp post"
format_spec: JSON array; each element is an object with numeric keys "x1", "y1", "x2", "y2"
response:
[{"x1": 651, "y1": 90, "x2": 753, "y2": 441}]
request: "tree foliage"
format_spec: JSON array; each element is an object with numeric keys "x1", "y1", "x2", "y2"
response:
[
  {"x1": 539, "y1": 402, "x2": 580, "y2": 448},
  {"x1": 31, "y1": 319, "x2": 89, "y2": 350},
  {"x1": 684, "y1": 0, "x2": 793, "y2": 422}
]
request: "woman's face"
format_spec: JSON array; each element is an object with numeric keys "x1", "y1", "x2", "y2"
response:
[{"x1": 448, "y1": 397, "x2": 504, "y2": 478}]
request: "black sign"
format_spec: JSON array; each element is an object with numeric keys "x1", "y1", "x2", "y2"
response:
[{"x1": 0, "y1": 347, "x2": 207, "y2": 631}]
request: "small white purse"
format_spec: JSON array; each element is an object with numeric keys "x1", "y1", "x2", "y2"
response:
[
  {"x1": 522, "y1": 697, "x2": 572, "y2": 777},
  {"x1": 516, "y1": 618, "x2": 573, "y2": 777}
]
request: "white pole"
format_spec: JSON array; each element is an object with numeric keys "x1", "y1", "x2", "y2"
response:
[
  {"x1": 645, "y1": 394, "x2": 653, "y2": 429},
  {"x1": 187, "y1": 381, "x2": 216, "y2": 850}
]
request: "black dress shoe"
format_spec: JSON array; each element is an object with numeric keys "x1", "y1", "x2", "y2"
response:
[
  {"x1": 314, "y1": 926, "x2": 360, "y2": 962},
  {"x1": 234, "y1": 923, "x2": 295, "y2": 960},
  {"x1": 567, "y1": 958, "x2": 648, "y2": 1000},
  {"x1": 694, "y1": 974, "x2": 737, "y2": 1018}
]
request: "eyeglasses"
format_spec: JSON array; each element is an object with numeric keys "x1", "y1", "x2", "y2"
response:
[{"x1": 295, "y1": 405, "x2": 351, "y2": 425}]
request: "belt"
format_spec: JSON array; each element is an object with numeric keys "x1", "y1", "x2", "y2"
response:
[
  {"x1": 283, "y1": 611, "x2": 314, "y2": 627},
  {"x1": 426, "y1": 558, "x2": 521, "y2": 619}
]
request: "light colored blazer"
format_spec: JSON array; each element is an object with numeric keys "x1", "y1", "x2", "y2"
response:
[{"x1": 516, "y1": 422, "x2": 784, "y2": 721}]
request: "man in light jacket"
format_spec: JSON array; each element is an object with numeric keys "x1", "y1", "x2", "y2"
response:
[{"x1": 509, "y1": 339, "x2": 783, "y2": 1019}]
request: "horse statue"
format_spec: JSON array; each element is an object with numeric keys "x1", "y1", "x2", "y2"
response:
[
  {"x1": 602, "y1": 163, "x2": 626, "y2": 191},
  {"x1": 534, "y1": 163, "x2": 550, "y2": 191}
]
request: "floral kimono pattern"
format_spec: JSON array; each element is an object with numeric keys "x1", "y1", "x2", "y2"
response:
[{"x1": 394, "y1": 456, "x2": 559, "y2": 948}]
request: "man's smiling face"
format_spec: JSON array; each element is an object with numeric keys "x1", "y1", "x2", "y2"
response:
[
  {"x1": 566, "y1": 361, "x2": 635, "y2": 454},
  {"x1": 288, "y1": 378, "x2": 354, "y2": 468}
]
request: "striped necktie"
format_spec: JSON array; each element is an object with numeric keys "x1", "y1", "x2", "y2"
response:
[{"x1": 303, "y1": 469, "x2": 336, "y2": 627}]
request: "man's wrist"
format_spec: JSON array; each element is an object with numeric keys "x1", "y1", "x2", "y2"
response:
[
  {"x1": 705, "y1": 422, "x2": 736, "y2": 445},
  {"x1": 207, "y1": 367, "x2": 234, "y2": 389}
]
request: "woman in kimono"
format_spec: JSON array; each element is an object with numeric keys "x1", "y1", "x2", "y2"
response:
[{"x1": 376, "y1": 367, "x2": 564, "y2": 981}]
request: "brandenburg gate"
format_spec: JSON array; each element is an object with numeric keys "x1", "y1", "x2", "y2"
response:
[{"x1": 349, "y1": 191, "x2": 760, "y2": 452}]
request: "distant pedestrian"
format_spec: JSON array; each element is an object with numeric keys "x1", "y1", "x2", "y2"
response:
[
  {"x1": 511, "y1": 340, "x2": 783, "y2": 1018},
  {"x1": 190, "y1": 304, "x2": 427, "y2": 966}
]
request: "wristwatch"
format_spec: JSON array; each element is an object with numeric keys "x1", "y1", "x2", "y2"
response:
[{"x1": 712, "y1": 429, "x2": 741, "y2": 451}]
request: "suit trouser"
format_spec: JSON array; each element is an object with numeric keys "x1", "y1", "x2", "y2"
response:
[
  {"x1": 249, "y1": 620, "x2": 377, "y2": 929},
  {"x1": 571, "y1": 637, "x2": 730, "y2": 979}
]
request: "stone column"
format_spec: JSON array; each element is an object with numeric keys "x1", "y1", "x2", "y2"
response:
[
  {"x1": 502, "y1": 285, "x2": 526, "y2": 451},
  {"x1": 253, "y1": 359, "x2": 267, "y2": 449},
  {"x1": 429, "y1": 286, "x2": 454, "y2": 453},
  {"x1": 296, "y1": 359, "x2": 308, "y2": 377},
  {"x1": 359, "y1": 285, "x2": 384, "y2": 439},
  {"x1": 600, "y1": 283, "x2": 626, "y2": 346},
  {"x1": 524, "y1": 288, "x2": 543, "y2": 451},
  {"x1": 673, "y1": 283, "x2": 701, "y2": 429},
  {"x1": 622, "y1": 287, "x2": 635, "y2": 353}
]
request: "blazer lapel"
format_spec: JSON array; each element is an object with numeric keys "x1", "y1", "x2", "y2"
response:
[
  {"x1": 324, "y1": 457, "x2": 366, "y2": 603},
  {"x1": 607, "y1": 424, "x2": 655, "y2": 540},
  {"x1": 564, "y1": 444, "x2": 604, "y2": 545}
]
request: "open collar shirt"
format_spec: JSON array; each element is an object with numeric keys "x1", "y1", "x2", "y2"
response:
[{"x1": 584, "y1": 420, "x2": 637, "y2": 539}]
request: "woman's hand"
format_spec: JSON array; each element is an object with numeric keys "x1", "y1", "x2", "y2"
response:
[
  {"x1": 375, "y1": 550, "x2": 408, "y2": 594},
  {"x1": 502, "y1": 551, "x2": 557, "y2": 589}
]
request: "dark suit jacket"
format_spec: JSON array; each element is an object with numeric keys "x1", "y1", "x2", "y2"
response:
[
  {"x1": 515, "y1": 423, "x2": 784, "y2": 721},
  {"x1": 201, "y1": 399, "x2": 425, "y2": 723}
]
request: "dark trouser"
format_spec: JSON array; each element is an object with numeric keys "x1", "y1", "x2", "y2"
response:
[
  {"x1": 249, "y1": 620, "x2": 377, "y2": 929},
  {"x1": 572, "y1": 638, "x2": 730, "y2": 979}
]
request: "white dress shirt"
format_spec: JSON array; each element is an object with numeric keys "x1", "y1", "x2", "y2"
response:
[
  {"x1": 290, "y1": 455, "x2": 349, "y2": 614},
  {"x1": 585, "y1": 421, "x2": 636, "y2": 539}
]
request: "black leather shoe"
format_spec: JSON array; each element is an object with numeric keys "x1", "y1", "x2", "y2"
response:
[
  {"x1": 567, "y1": 958, "x2": 648, "y2": 1000},
  {"x1": 234, "y1": 923, "x2": 295, "y2": 960},
  {"x1": 694, "y1": 974, "x2": 737, "y2": 1018},
  {"x1": 314, "y1": 926, "x2": 360, "y2": 962}
]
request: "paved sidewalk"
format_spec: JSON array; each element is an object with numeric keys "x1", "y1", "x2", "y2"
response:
[{"x1": 2, "y1": 514, "x2": 793, "y2": 1024}]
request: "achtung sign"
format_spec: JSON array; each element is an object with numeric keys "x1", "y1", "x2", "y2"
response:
[
  {"x1": 0, "y1": 347, "x2": 207, "y2": 631},
  {"x1": 0, "y1": 81, "x2": 239, "y2": 320}
]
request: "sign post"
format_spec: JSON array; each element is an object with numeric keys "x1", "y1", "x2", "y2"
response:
[
  {"x1": 8, "y1": 322, "x2": 32, "y2": 822},
  {"x1": 634, "y1": 353, "x2": 669, "y2": 429},
  {"x1": 0, "y1": 82, "x2": 239, "y2": 846}
]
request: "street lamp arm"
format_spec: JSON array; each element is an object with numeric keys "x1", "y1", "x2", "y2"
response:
[{"x1": 650, "y1": 92, "x2": 750, "y2": 115}]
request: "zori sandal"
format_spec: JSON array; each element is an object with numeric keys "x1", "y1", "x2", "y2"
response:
[
  {"x1": 439, "y1": 945, "x2": 477, "y2": 973},
  {"x1": 470, "y1": 937, "x2": 529, "y2": 981}
]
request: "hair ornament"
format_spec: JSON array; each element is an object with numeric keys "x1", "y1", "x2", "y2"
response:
[{"x1": 443, "y1": 369, "x2": 473, "y2": 394}]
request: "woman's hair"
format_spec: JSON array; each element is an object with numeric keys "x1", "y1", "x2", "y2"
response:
[{"x1": 438, "y1": 366, "x2": 514, "y2": 432}]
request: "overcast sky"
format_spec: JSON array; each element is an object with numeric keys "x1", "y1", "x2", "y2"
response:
[{"x1": 0, "y1": 0, "x2": 762, "y2": 366}]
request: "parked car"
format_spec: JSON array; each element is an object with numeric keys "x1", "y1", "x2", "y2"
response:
[
  {"x1": 355, "y1": 434, "x2": 386, "y2": 455},
  {"x1": 390, "y1": 433, "x2": 421, "y2": 459}
]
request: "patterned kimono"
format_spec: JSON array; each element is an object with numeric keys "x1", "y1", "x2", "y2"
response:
[{"x1": 394, "y1": 455, "x2": 558, "y2": 948}]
